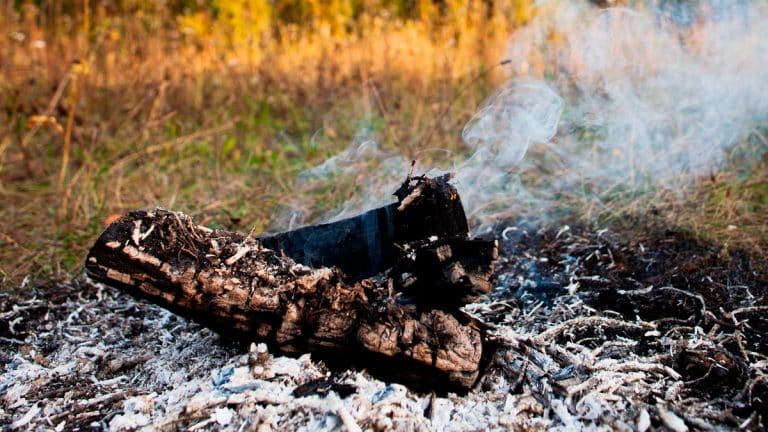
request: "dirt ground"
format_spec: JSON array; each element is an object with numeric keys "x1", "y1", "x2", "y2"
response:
[{"x1": 1, "y1": 221, "x2": 766, "y2": 431}]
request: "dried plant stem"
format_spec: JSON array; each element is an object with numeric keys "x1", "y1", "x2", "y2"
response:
[
  {"x1": 21, "y1": 73, "x2": 71, "y2": 148},
  {"x1": 57, "y1": 71, "x2": 81, "y2": 194}
]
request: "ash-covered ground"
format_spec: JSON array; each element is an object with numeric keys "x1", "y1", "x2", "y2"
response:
[{"x1": 1, "y1": 222, "x2": 766, "y2": 431}]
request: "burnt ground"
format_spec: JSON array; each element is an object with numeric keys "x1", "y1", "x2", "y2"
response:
[
  {"x1": 483, "y1": 223, "x2": 767, "y2": 420},
  {"x1": 1, "y1": 221, "x2": 767, "y2": 431}
]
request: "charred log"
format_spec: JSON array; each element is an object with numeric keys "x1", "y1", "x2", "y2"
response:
[
  {"x1": 85, "y1": 202, "x2": 494, "y2": 390},
  {"x1": 258, "y1": 174, "x2": 470, "y2": 279}
]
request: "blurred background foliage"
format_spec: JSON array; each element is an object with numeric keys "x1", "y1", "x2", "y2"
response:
[
  {"x1": 0, "y1": 0, "x2": 536, "y2": 286},
  {"x1": 0, "y1": 0, "x2": 764, "y2": 288}
]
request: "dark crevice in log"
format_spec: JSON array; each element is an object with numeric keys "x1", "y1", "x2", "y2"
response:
[
  {"x1": 391, "y1": 237, "x2": 498, "y2": 308},
  {"x1": 85, "y1": 175, "x2": 496, "y2": 391}
]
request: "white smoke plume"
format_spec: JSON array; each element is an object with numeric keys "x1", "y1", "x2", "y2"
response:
[
  {"x1": 272, "y1": 0, "x2": 768, "y2": 232},
  {"x1": 454, "y1": 78, "x2": 563, "y2": 225},
  {"x1": 457, "y1": 0, "x2": 768, "y2": 227},
  {"x1": 270, "y1": 130, "x2": 407, "y2": 231},
  {"x1": 509, "y1": 1, "x2": 768, "y2": 189}
]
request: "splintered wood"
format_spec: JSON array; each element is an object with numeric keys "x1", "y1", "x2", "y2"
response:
[{"x1": 85, "y1": 175, "x2": 497, "y2": 391}]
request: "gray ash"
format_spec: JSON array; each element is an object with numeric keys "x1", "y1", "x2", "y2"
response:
[{"x1": 2, "y1": 222, "x2": 767, "y2": 431}]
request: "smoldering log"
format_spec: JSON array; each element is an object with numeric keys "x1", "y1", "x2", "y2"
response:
[
  {"x1": 391, "y1": 237, "x2": 498, "y2": 307},
  {"x1": 86, "y1": 210, "x2": 484, "y2": 390},
  {"x1": 85, "y1": 177, "x2": 497, "y2": 390},
  {"x1": 258, "y1": 174, "x2": 470, "y2": 279}
]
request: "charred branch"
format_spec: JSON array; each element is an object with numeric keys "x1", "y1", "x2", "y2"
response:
[{"x1": 85, "y1": 176, "x2": 497, "y2": 390}]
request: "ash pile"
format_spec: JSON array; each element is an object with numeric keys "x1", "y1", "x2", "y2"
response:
[{"x1": 1, "y1": 175, "x2": 766, "y2": 431}]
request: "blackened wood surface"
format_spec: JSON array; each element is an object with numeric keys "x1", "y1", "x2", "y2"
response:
[
  {"x1": 258, "y1": 174, "x2": 469, "y2": 278},
  {"x1": 391, "y1": 237, "x2": 499, "y2": 307},
  {"x1": 85, "y1": 209, "x2": 486, "y2": 390}
]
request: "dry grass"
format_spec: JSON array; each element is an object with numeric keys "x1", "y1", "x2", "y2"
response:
[
  {"x1": 0, "y1": 2, "x2": 524, "y2": 287},
  {"x1": 543, "y1": 149, "x2": 768, "y2": 256},
  {"x1": 602, "y1": 128, "x2": 768, "y2": 253},
  {"x1": 670, "y1": 153, "x2": 768, "y2": 251},
  {"x1": 1, "y1": 1, "x2": 766, "y2": 289}
]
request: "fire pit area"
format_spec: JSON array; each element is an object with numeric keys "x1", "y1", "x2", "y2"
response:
[
  {"x1": 2, "y1": 3, "x2": 767, "y2": 430},
  {"x1": 1, "y1": 186, "x2": 765, "y2": 430}
]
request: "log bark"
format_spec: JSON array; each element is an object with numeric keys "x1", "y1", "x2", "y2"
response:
[{"x1": 85, "y1": 176, "x2": 496, "y2": 390}]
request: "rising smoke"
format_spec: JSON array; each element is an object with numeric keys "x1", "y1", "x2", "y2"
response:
[{"x1": 273, "y1": 0, "x2": 768, "y2": 233}]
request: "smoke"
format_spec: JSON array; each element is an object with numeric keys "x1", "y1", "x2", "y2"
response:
[
  {"x1": 454, "y1": 78, "x2": 563, "y2": 224},
  {"x1": 495, "y1": 0, "x2": 768, "y2": 210},
  {"x1": 270, "y1": 131, "x2": 407, "y2": 231},
  {"x1": 272, "y1": 0, "x2": 768, "y2": 233}
]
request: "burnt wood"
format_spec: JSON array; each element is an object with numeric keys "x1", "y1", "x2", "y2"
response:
[
  {"x1": 258, "y1": 173, "x2": 469, "y2": 278},
  {"x1": 391, "y1": 237, "x2": 499, "y2": 307},
  {"x1": 85, "y1": 176, "x2": 496, "y2": 390}
]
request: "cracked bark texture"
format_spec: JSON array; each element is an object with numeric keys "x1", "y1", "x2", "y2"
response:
[{"x1": 85, "y1": 209, "x2": 486, "y2": 390}]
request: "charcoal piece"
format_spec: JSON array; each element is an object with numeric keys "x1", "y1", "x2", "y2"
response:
[
  {"x1": 392, "y1": 237, "x2": 498, "y2": 307},
  {"x1": 292, "y1": 377, "x2": 356, "y2": 398}
]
